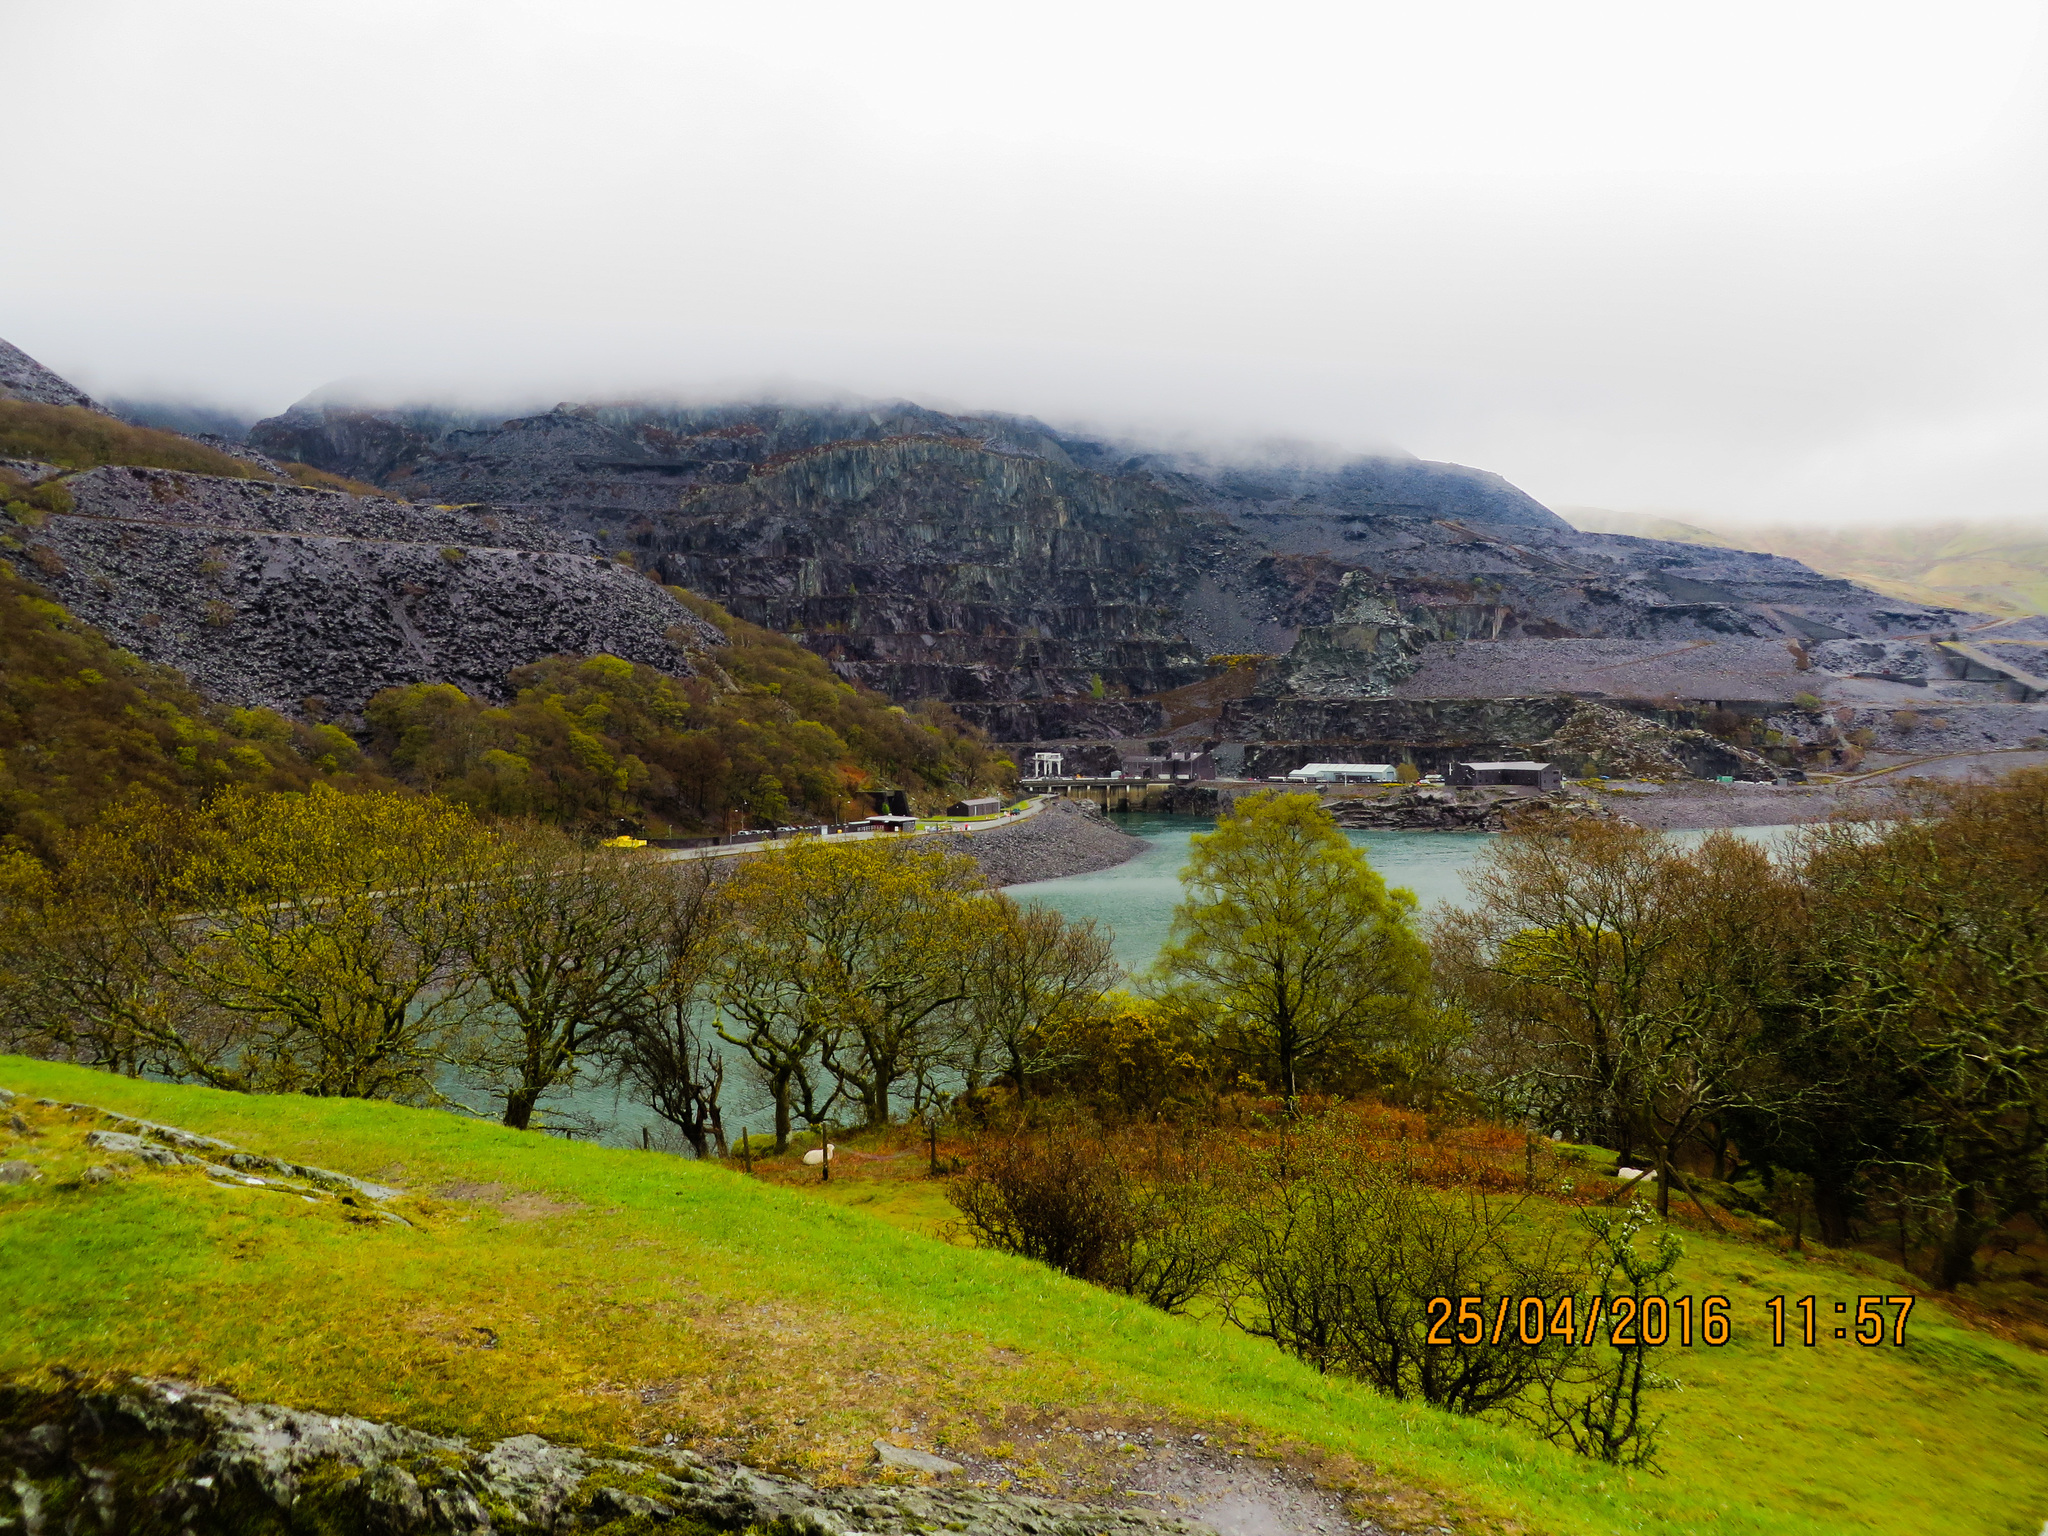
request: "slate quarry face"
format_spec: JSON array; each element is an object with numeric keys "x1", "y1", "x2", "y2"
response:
[
  {"x1": 243, "y1": 393, "x2": 1981, "y2": 742},
  {"x1": 12, "y1": 331, "x2": 2033, "y2": 775}
]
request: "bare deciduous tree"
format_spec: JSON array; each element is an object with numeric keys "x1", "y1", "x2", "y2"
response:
[{"x1": 611, "y1": 859, "x2": 731, "y2": 1156}]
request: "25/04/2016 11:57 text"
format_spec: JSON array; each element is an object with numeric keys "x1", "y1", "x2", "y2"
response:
[{"x1": 1422, "y1": 1294, "x2": 1916, "y2": 1348}]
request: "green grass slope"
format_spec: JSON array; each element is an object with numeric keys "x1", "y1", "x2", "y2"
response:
[{"x1": 4, "y1": 1059, "x2": 2044, "y2": 1536}]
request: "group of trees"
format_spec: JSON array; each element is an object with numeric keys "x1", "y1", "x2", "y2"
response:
[
  {"x1": 1438, "y1": 771, "x2": 2048, "y2": 1290},
  {"x1": 362, "y1": 601, "x2": 1010, "y2": 836},
  {"x1": 0, "y1": 787, "x2": 1120, "y2": 1150},
  {"x1": 0, "y1": 788, "x2": 708, "y2": 1120},
  {"x1": 0, "y1": 783, "x2": 1427, "y2": 1148},
  {"x1": 7, "y1": 765, "x2": 2039, "y2": 1297}
]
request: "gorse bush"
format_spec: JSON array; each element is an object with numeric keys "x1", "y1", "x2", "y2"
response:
[
  {"x1": 947, "y1": 1119, "x2": 1233, "y2": 1313},
  {"x1": 949, "y1": 1130, "x2": 1139, "y2": 1287}
]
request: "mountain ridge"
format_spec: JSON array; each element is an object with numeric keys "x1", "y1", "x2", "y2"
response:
[{"x1": 11, "y1": 335, "x2": 2043, "y2": 783}]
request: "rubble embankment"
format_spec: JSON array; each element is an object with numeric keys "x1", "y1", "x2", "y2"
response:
[{"x1": 932, "y1": 798, "x2": 1147, "y2": 887}]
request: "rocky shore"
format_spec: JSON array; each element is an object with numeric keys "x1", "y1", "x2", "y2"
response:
[
  {"x1": 1321, "y1": 785, "x2": 1615, "y2": 833},
  {"x1": 0, "y1": 1377, "x2": 1216, "y2": 1536},
  {"x1": 932, "y1": 798, "x2": 1147, "y2": 887}
]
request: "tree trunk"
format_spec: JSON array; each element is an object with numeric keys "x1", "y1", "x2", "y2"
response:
[
  {"x1": 1811, "y1": 1174, "x2": 1852, "y2": 1248},
  {"x1": 863, "y1": 1053, "x2": 895, "y2": 1127},
  {"x1": 1937, "y1": 1181, "x2": 1986, "y2": 1291},
  {"x1": 772, "y1": 1072, "x2": 793, "y2": 1153},
  {"x1": 503, "y1": 1089, "x2": 540, "y2": 1130},
  {"x1": 1655, "y1": 1152, "x2": 1671, "y2": 1218}
]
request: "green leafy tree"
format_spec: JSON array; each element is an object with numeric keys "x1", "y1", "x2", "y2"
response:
[
  {"x1": 1155, "y1": 791, "x2": 1427, "y2": 1102},
  {"x1": 954, "y1": 895, "x2": 1116, "y2": 1094},
  {"x1": 166, "y1": 787, "x2": 495, "y2": 1101},
  {"x1": 712, "y1": 838, "x2": 981, "y2": 1140},
  {"x1": 453, "y1": 824, "x2": 680, "y2": 1129}
]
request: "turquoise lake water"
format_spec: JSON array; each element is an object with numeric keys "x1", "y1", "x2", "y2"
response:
[
  {"x1": 1009, "y1": 813, "x2": 1494, "y2": 975},
  {"x1": 1011, "y1": 813, "x2": 1805, "y2": 976}
]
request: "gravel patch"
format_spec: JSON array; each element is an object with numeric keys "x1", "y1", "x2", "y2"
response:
[
  {"x1": 932, "y1": 799, "x2": 1147, "y2": 887},
  {"x1": 1597, "y1": 781, "x2": 1851, "y2": 830},
  {"x1": 1600, "y1": 749, "x2": 2048, "y2": 830}
]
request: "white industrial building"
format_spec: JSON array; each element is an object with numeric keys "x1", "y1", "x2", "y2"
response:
[{"x1": 1285, "y1": 762, "x2": 1400, "y2": 784}]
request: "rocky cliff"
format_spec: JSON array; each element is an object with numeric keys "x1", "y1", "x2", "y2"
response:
[{"x1": 244, "y1": 387, "x2": 1981, "y2": 745}]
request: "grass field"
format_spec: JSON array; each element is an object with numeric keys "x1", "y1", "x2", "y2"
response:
[{"x1": 4, "y1": 1057, "x2": 2045, "y2": 1536}]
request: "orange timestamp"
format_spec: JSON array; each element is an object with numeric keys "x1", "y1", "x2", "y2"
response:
[{"x1": 1422, "y1": 1293, "x2": 1917, "y2": 1348}]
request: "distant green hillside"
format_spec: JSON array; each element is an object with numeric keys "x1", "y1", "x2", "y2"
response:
[
  {"x1": 5, "y1": 1058, "x2": 2045, "y2": 1536},
  {"x1": 1561, "y1": 507, "x2": 2048, "y2": 617},
  {"x1": 1555, "y1": 507, "x2": 1739, "y2": 549}
]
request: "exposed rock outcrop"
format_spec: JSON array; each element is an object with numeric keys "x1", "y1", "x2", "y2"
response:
[
  {"x1": 1269, "y1": 572, "x2": 1425, "y2": 699},
  {"x1": 647, "y1": 436, "x2": 1216, "y2": 714},
  {"x1": 0, "y1": 1377, "x2": 1216, "y2": 1536},
  {"x1": 1322, "y1": 786, "x2": 1616, "y2": 832},
  {"x1": 2, "y1": 1089, "x2": 409, "y2": 1216},
  {"x1": 1531, "y1": 700, "x2": 1781, "y2": 781}
]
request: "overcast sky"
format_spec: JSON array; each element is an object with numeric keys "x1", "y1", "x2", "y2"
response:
[{"x1": 4, "y1": 1, "x2": 2044, "y2": 527}]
